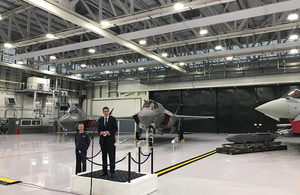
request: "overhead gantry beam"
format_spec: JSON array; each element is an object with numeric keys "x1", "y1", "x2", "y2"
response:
[
  {"x1": 107, "y1": 0, "x2": 236, "y2": 27},
  {"x1": 22, "y1": 0, "x2": 186, "y2": 73},
  {"x1": 33, "y1": 21, "x2": 300, "y2": 67},
  {"x1": 0, "y1": 4, "x2": 32, "y2": 21},
  {"x1": 3, "y1": 28, "x2": 91, "y2": 49},
  {"x1": 0, "y1": 61, "x2": 89, "y2": 81},
  {"x1": 70, "y1": 41, "x2": 300, "y2": 74},
  {"x1": 1, "y1": 0, "x2": 235, "y2": 52},
  {"x1": 11, "y1": 0, "x2": 300, "y2": 60}
]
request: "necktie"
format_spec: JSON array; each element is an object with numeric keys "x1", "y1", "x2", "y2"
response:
[{"x1": 105, "y1": 118, "x2": 107, "y2": 129}]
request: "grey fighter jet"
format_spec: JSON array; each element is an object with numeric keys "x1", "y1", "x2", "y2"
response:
[
  {"x1": 255, "y1": 89, "x2": 300, "y2": 134},
  {"x1": 58, "y1": 106, "x2": 114, "y2": 131},
  {"x1": 132, "y1": 100, "x2": 214, "y2": 143},
  {"x1": 58, "y1": 100, "x2": 214, "y2": 144},
  {"x1": 58, "y1": 106, "x2": 95, "y2": 131}
]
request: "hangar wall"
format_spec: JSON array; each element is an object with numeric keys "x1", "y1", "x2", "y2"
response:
[
  {"x1": 118, "y1": 73, "x2": 300, "y2": 93},
  {"x1": 0, "y1": 90, "x2": 79, "y2": 119},
  {"x1": 86, "y1": 82, "x2": 148, "y2": 117},
  {"x1": 0, "y1": 67, "x2": 81, "y2": 120},
  {"x1": 85, "y1": 83, "x2": 148, "y2": 132},
  {"x1": 93, "y1": 99, "x2": 142, "y2": 117},
  {"x1": 0, "y1": 91, "x2": 35, "y2": 118},
  {"x1": 86, "y1": 74, "x2": 300, "y2": 134}
]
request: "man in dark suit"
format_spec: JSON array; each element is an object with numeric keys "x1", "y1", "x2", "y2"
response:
[{"x1": 98, "y1": 106, "x2": 118, "y2": 177}]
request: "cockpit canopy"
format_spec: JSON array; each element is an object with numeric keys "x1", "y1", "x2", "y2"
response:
[
  {"x1": 68, "y1": 106, "x2": 85, "y2": 115},
  {"x1": 142, "y1": 100, "x2": 159, "y2": 110},
  {"x1": 68, "y1": 107, "x2": 79, "y2": 114},
  {"x1": 282, "y1": 89, "x2": 300, "y2": 99}
]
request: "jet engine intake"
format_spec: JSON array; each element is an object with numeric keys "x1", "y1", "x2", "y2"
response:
[
  {"x1": 133, "y1": 114, "x2": 140, "y2": 125},
  {"x1": 161, "y1": 114, "x2": 170, "y2": 125}
]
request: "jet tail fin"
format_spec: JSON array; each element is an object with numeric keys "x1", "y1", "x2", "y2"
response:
[
  {"x1": 109, "y1": 108, "x2": 114, "y2": 116},
  {"x1": 175, "y1": 99, "x2": 182, "y2": 115}
]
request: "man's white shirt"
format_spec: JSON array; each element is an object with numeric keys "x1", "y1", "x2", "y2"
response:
[
  {"x1": 103, "y1": 116, "x2": 110, "y2": 136},
  {"x1": 104, "y1": 116, "x2": 109, "y2": 124}
]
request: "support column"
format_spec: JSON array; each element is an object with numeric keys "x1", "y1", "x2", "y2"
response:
[
  {"x1": 33, "y1": 91, "x2": 37, "y2": 117},
  {"x1": 52, "y1": 91, "x2": 55, "y2": 118}
]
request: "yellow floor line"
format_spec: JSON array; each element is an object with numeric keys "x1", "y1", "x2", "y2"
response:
[{"x1": 157, "y1": 150, "x2": 216, "y2": 176}]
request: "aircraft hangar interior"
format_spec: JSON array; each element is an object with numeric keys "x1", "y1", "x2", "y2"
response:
[{"x1": 1, "y1": 0, "x2": 300, "y2": 194}]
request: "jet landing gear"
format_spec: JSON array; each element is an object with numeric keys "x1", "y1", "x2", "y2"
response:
[
  {"x1": 135, "y1": 126, "x2": 154, "y2": 146},
  {"x1": 148, "y1": 136, "x2": 154, "y2": 146},
  {"x1": 176, "y1": 119, "x2": 184, "y2": 142},
  {"x1": 135, "y1": 125, "x2": 143, "y2": 140},
  {"x1": 142, "y1": 126, "x2": 155, "y2": 146},
  {"x1": 135, "y1": 131, "x2": 140, "y2": 140},
  {"x1": 135, "y1": 131, "x2": 154, "y2": 146},
  {"x1": 148, "y1": 126, "x2": 155, "y2": 146}
]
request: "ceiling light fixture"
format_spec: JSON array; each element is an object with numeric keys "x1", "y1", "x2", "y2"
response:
[
  {"x1": 179, "y1": 62, "x2": 185, "y2": 66},
  {"x1": 46, "y1": 34, "x2": 55, "y2": 39},
  {"x1": 226, "y1": 56, "x2": 233, "y2": 61},
  {"x1": 199, "y1": 29, "x2": 208, "y2": 35},
  {"x1": 290, "y1": 49, "x2": 298, "y2": 54},
  {"x1": 117, "y1": 59, "x2": 124, "y2": 63},
  {"x1": 80, "y1": 64, "x2": 86, "y2": 68},
  {"x1": 215, "y1": 45, "x2": 222, "y2": 50},
  {"x1": 138, "y1": 67, "x2": 144, "y2": 71},
  {"x1": 289, "y1": 34, "x2": 299, "y2": 40},
  {"x1": 101, "y1": 21, "x2": 110, "y2": 26},
  {"x1": 139, "y1": 40, "x2": 147, "y2": 45},
  {"x1": 16, "y1": 61, "x2": 24, "y2": 65},
  {"x1": 288, "y1": 13, "x2": 299, "y2": 21},
  {"x1": 174, "y1": 3, "x2": 184, "y2": 10},
  {"x1": 49, "y1": 55, "x2": 56, "y2": 60},
  {"x1": 88, "y1": 48, "x2": 96, "y2": 53},
  {"x1": 105, "y1": 71, "x2": 110, "y2": 74},
  {"x1": 4, "y1": 43, "x2": 12, "y2": 48},
  {"x1": 161, "y1": 53, "x2": 168, "y2": 57}
]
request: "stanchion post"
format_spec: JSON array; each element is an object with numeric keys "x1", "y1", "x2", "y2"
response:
[
  {"x1": 138, "y1": 147, "x2": 141, "y2": 173},
  {"x1": 151, "y1": 148, "x2": 153, "y2": 174},
  {"x1": 90, "y1": 134, "x2": 95, "y2": 195},
  {"x1": 128, "y1": 152, "x2": 131, "y2": 183}
]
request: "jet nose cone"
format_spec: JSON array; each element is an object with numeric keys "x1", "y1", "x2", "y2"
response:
[
  {"x1": 138, "y1": 110, "x2": 157, "y2": 126},
  {"x1": 255, "y1": 99, "x2": 289, "y2": 120}
]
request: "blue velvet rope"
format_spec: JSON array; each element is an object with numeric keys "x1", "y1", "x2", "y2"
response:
[
  {"x1": 131, "y1": 153, "x2": 151, "y2": 165},
  {"x1": 87, "y1": 150, "x2": 101, "y2": 159},
  {"x1": 80, "y1": 151, "x2": 127, "y2": 167}
]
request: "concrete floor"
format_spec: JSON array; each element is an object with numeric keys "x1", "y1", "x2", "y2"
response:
[{"x1": 1, "y1": 132, "x2": 300, "y2": 195}]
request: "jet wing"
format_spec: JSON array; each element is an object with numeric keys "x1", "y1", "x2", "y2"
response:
[
  {"x1": 175, "y1": 115, "x2": 215, "y2": 120},
  {"x1": 115, "y1": 116, "x2": 134, "y2": 121},
  {"x1": 86, "y1": 108, "x2": 117, "y2": 121},
  {"x1": 87, "y1": 115, "x2": 101, "y2": 120},
  {"x1": 87, "y1": 115, "x2": 134, "y2": 121}
]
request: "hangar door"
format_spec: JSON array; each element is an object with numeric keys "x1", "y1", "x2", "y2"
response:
[{"x1": 150, "y1": 84, "x2": 300, "y2": 134}]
